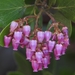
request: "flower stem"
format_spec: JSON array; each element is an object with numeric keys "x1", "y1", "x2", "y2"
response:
[
  {"x1": 45, "y1": 11, "x2": 56, "y2": 22},
  {"x1": 35, "y1": 9, "x2": 43, "y2": 28}
]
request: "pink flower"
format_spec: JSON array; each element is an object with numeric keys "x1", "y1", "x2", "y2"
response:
[
  {"x1": 4, "y1": 35, "x2": 11, "y2": 48},
  {"x1": 29, "y1": 40, "x2": 37, "y2": 51},
  {"x1": 61, "y1": 46, "x2": 67, "y2": 55},
  {"x1": 54, "y1": 49, "x2": 60, "y2": 60},
  {"x1": 31, "y1": 60, "x2": 39, "y2": 72},
  {"x1": 23, "y1": 25, "x2": 31, "y2": 37},
  {"x1": 64, "y1": 38, "x2": 69, "y2": 47},
  {"x1": 57, "y1": 33, "x2": 64, "y2": 41},
  {"x1": 38, "y1": 63, "x2": 43, "y2": 70},
  {"x1": 62, "y1": 27, "x2": 68, "y2": 35},
  {"x1": 52, "y1": 33, "x2": 57, "y2": 40},
  {"x1": 23, "y1": 37, "x2": 30, "y2": 45},
  {"x1": 44, "y1": 31, "x2": 52, "y2": 41},
  {"x1": 42, "y1": 48, "x2": 49, "y2": 56},
  {"x1": 54, "y1": 44, "x2": 62, "y2": 56},
  {"x1": 37, "y1": 31, "x2": 44, "y2": 43},
  {"x1": 12, "y1": 39, "x2": 19, "y2": 51},
  {"x1": 42, "y1": 57, "x2": 48, "y2": 68},
  {"x1": 14, "y1": 31, "x2": 22, "y2": 43},
  {"x1": 35, "y1": 51, "x2": 43, "y2": 63},
  {"x1": 48, "y1": 40, "x2": 55, "y2": 52},
  {"x1": 10, "y1": 21, "x2": 18, "y2": 32},
  {"x1": 45, "y1": 55, "x2": 50, "y2": 64},
  {"x1": 26, "y1": 48, "x2": 32, "y2": 60},
  {"x1": 20, "y1": 37, "x2": 29, "y2": 46}
]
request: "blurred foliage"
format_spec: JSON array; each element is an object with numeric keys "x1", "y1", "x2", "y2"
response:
[
  {"x1": 14, "y1": 52, "x2": 32, "y2": 75},
  {"x1": 7, "y1": 71, "x2": 24, "y2": 75}
]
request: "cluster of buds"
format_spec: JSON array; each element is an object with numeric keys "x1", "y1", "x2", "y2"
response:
[{"x1": 4, "y1": 19, "x2": 69, "y2": 72}]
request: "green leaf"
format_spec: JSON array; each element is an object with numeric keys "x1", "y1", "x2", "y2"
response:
[
  {"x1": 14, "y1": 52, "x2": 32, "y2": 75},
  {"x1": 47, "y1": 20, "x2": 52, "y2": 30},
  {"x1": 25, "y1": 6, "x2": 39, "y2": 16},
  {"x1": 73, "y1": 73, "x2": 75, "y2": 75},
  {"x1": 0, "y1": 0, "x2": 26, "y2": 28},
  {"x1": 49, "y1": 0, "x2": 56, "y2": 7},
  {"x1": 42, "y1": 70, "x2": 52, "y2": 75},
  {"x1": 55, "y1": 0, "x2": 75, "y2": 22},
  {"x1": 53, "y1": 12, "x2": 72, "y2": 36},
  {"x1": 7, "y1": 71, "x2": 24, "y2": 75},
  {"x1": 25, "y1": 6, "x2": 34, "y2": 15},
  {"x1": 28, "y1": 18, "x2": 35, "y2": 31},
  {"x1": 59, "y1": 69, "x2": 73, "y2": 75},
  {"x1": 0, "y1": 24, "x2": 10, "y2": 47},
  {"x1": 38, "y1": 15, "x2": 43, "y2": 28}
]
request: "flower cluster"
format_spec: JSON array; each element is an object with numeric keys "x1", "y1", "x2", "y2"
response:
[{"x1": 4, "y1": 20, "x2": 69, "y2": 72}]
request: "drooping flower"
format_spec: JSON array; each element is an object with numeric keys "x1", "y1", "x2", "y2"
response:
[
  {"x1": 44, "y1": 31, "x2": 52, "y2": 42},
  {"x1": 57, "y1": 33, "x2": 64, "y2": 41},
  {"x1": 48, "y1": 40, "x2": 55, "y2": 52},
  {"x1": 10, "y1": 21, "x2": 18, "y2": 32},
  {"x1": 29, "y1": 40, "x2": 37, "y2": 51},
  {"x1": 54, "y1": 44, "x2": 62, "y2": 56},
  {"x1": 14, "y1": 31, "x2": 22, "y2": 43},
  {"x1": 35, "y1": 51, "x2": 43, "y2": 63},
  {"x1": 62, "y1": 27, "x2": 68, "y2": 35},
  {"x1": 42, "y1": 57, "x2": 48, "y2": 68},
  {"x1": 26, "y1": 48, "x2": 32, "y2": 60},
  {"x1": 37, "y1": 31, "x2": 44, "y2": 43},
  {"x1": 31, "y1": 60, "x2": 39, "y2": 72},
  {"x1": 23, "y1": 25, "x2": 31, "y2": 37},
  {"x1": 12, "y1": 39, "x2": 19, "y2": 51},
  {"x1": 4, "y1": 35, "x2": 11, "y2": 48}
]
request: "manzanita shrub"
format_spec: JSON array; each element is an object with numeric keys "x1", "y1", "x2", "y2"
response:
[{"x1": 0, "y1": 0, "x2": 75, "y2": 75}]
